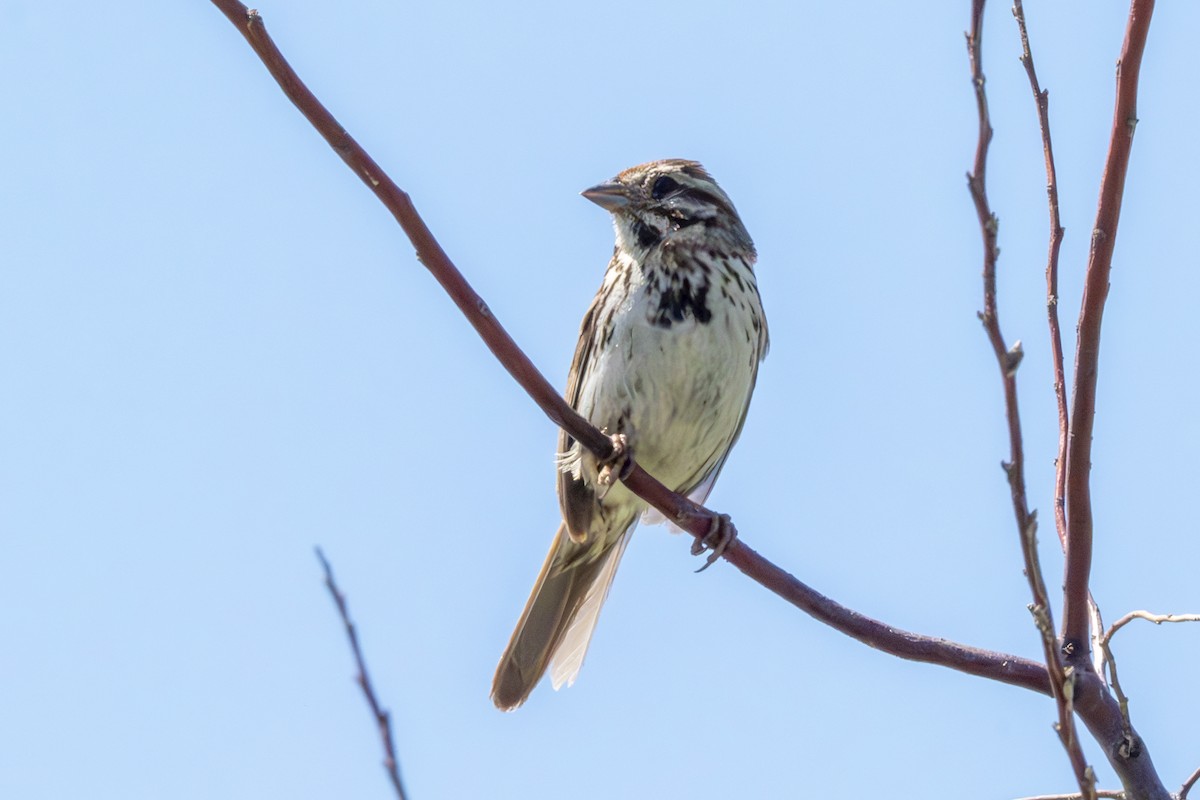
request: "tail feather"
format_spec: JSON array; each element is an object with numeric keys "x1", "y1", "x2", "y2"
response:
[
  {"x1": 550, "y1": 526, "x2": 632, "y2": 690},
  {"x1": 491, "y1": 524, "x2": 632, "y2": 711}
]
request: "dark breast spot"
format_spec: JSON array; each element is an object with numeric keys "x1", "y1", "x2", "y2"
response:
[
  {"x1": 653, "y1": 279, "x2": 712, "y2": 327},
  {"x1": 631, "y1": 219, "x2": 661, "y2": 249}
]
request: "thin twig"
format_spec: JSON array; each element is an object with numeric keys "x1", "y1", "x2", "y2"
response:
[
  {"x1": 965, "y1": 3, "x2": 1095, "y2": 797},
  {"x1": 1102, "y1": 611, "x2": 1200, "y2": 644},
  {"x1": 1012, "y1": 0, "x2": 1068, "y2": 551},
  {"x1": 208, "y1": 0, "x2": 1053, "y2": 696},
  {"x1": 1179, "y1": 766, "x2": 1200, "y2": 800},
  {"x1": 315, "y1": 548, "x2": 408, "y2": 800},
  {"x1": 1012, "y1": 791, "x2": 1123, "y2": 796},
  {"x1": 1061, "y1": 0, "x2": 1157, "y2": 650},
  {"x1": 1096, "y1": 627, "x2": 1135, "y2": 748},
  {"x1": 1097, "y1": 611, "x2": 1200, "y2": 722},
  {"x1": 1012, "y1": 792, "x2": 1124, "y2": 800}
]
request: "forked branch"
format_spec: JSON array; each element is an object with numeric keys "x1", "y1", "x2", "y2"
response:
[
  {"x1": 1001, "y1": 2, "x2": 1168, "y2": 798},
  {"x1": 1061, "y1": 0, "x2": 1156, "y2": 651},
  {"x1": 965, "y1": 2, "x2": 1093, "y2": 795},
  {"x1": 1096, "y1": 611, "x2": 1200, "y2": 748}
]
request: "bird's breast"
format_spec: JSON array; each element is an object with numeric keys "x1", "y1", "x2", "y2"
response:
[{"x1": 577, "y1": 251, "x2": 763, "y2": 491}]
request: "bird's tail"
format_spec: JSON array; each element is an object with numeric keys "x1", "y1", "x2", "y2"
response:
[{"x1": 491, "y1": 523, "x2": 632, "y2": 711}]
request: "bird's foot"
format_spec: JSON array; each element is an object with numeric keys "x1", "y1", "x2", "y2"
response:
[
  {"x1": 596, "y1": 433, "x2": 632, "y2": 487},
  {"x1": 690, "y1": 512, "x2": 736, "y2": 572}
]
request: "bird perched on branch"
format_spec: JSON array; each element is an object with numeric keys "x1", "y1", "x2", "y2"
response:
[{"x1": 492, "y1": 159, "x2": 769, "y2": 710}]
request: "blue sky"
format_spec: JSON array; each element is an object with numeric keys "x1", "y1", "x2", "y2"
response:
[{"x1": 2, "y1": 2, "x2": 1198, "y2": 797}]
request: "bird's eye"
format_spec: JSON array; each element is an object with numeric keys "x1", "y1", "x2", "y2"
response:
[{"x1": 650, "y1": 175, "x2": 680, "y2": 200}]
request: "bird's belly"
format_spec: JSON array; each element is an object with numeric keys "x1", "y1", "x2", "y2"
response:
[{"x1": 582, "y1": 309, "x2": 755, "y2": 493}]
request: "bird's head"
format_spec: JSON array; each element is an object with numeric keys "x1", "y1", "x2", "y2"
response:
[{"x1": 582, "y1": 159, "x2": 753, "y2": 259}]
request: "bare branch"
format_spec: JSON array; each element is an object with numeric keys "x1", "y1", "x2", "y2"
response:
[
  {"x1": 1049, "y1": 6, "x2": 1173, "y2": 795},
  {"x1": 1097, "y1": 611, "x2": 1200, "y2": 722},
  {"x1": 315, "y1": 548, "x2": 408, "y2": 800},
  {"x1": 208, "y1": 0, "x2": 1052, "y2": 696},
  {"x1": 1012, "y1": 0, "x2": 1111, "y2": 691},
  {"x1": 1180, "y1": 766, "x2": 1200, "y2": 800},
  {"x1": 1095, "y1": 623, "x2": 1136, "y2": 753},
  {"x1": 1012, "y1": 0, "x2": 1068, "y2": 550},
  {"x1": 1102, "y1": 611, "x2": 1200, "y2": 644},
  {"x1": 1056, "y1": 9, "x2": 1166, "y2": 791},
  {"x1": 965, "y1": 2, "x2": 1093, "y2": 795},
  {"x1": 1012, "y1": 792, "x2": 1124, "y2": 800},
  {"x1": 1062, "y1": 0, "x2": 1157, "y2": 650}
]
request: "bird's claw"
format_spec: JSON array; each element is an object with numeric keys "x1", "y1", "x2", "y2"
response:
[
  {"x1": 691, "y1": 512, "x2": 736, "y2": 572},
  {"x1": 596, "y1": 433, "x2": 632, "y2": 487}
]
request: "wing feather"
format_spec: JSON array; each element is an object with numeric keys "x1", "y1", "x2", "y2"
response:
[{"x1": 557, "y1": 287, "x2": 606, "y2": 540}]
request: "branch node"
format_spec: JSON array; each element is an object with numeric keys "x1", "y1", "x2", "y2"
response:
[
  {"x1": 1005, "y1": 340, "x2": 1024, "y2": 376},
  {"x1": 1117, "y1": 733, "x2": 1142, "y2": 760}
]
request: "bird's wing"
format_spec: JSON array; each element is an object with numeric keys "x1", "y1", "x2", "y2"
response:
[{"x1": 557, "y1": 293, "x2": 602, "y2": 541}]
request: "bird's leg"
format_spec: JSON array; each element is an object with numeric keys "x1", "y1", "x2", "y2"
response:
[
  {"x1": 689, "y1": 512, "x2": 736, "y2": 572},
  {"x1": 596, "y1": 433, "x2": 632, "y2": 487}
]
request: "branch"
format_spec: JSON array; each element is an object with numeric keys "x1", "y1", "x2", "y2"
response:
[
  {"x1": 1097, "y1": 611, "x2": 1200, "y2": 721},
  {"x1": 1012, "y1": 0, "x2": 1111, "y2": 686},
  {"x1": 1012, "y1": 792, "x2": 1124, "y2": 800},
  {"x1": 1061, "y1": 0, "x2": 1156, "y2": 650},
  {"x1": 209, "y1": 0, "x2": 1053, "y2": 696},
  {"x1": 1102, "y1": 611, "x2": 1200, "y2": 643},
  {"x1": 1012, "y1": 0, "x2": 1068, "y2": 551},
  {"x1": 1180, "y1": 766, "x2": 1200, "y2": 800},
  {"x1": 315, "y1": 548, "x2": 408, "y2": 800},
  {"x1": 1030, "y1": 3, "x2": 1170, "y2": 798},
  {"x1": 965, "y1": 2, "x2": 1094, "y2": 795}
]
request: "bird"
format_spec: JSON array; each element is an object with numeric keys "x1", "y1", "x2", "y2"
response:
[{"x1": 491, "y1": 159, "x2": 769, "y2": 711}]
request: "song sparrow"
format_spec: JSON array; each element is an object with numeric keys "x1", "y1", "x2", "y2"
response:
[{"x1": 491, "y1": 159, "x2": 768, "y2": 710}]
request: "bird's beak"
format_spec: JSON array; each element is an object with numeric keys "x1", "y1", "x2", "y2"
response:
[{"x1": 581, "y1": 181, "x2": 631, "y2": 211}]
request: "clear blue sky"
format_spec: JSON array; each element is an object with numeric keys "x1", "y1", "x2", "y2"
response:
[{"x1": 2, "y1": 2, "x2": 1198, "y2": 797}]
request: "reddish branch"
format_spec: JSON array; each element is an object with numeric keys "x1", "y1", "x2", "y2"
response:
[
  {"x1": 316, "y1": 548, "x2": 408, "y2": 800},
  {"x1": 1052, "y1": 4, "x2": 1164, "y2": 793},
  {"x1": 965, "y1": 2, "x2": 1093, "y2": 795},
  {"x1": 1061, "y1": 0, "x2": 1156, "y2": 650},
  {"x1": 1012, "y1": 1, "x2": 1111, "y2": 683},
  {"x1": 1012, "y1": 0, "x2": 1069, "y2": 550},
  {"x1": 1006, "y1": 3, "x2": 1170, "y2": 799}
]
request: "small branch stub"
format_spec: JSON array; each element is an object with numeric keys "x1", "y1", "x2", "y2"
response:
[{"x1": 1006, "y1": 340, "x2": 1025, "y2": 376}]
